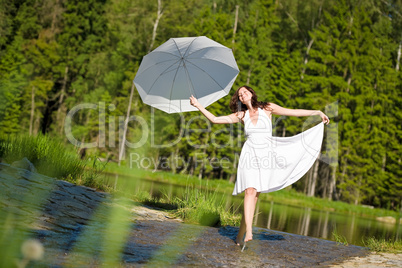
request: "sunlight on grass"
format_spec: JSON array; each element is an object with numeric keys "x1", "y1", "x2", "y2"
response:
[
  {"x1": 363, "y1": 237, "x2": 402, "y2": 253},
  {"x1": 0, "y1": 134, "x2": 109, "y2": 191},
  {"x1": 332, "y1": 228, "x2": 349, "y2": 246},
  {"x1": 173, "y1": 185, "x2": 241, "y2": 227},
  {"x1": 130, "y1": 186, "x2": 241, "y2": 227}
]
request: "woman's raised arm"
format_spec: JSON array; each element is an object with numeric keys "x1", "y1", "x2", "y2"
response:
[
  {"x1": 190, "y1": 95, "x2": 240, "y2": 124},
  {"x1": 269, "y1": 102, "x2": 330, "y2": 125}
]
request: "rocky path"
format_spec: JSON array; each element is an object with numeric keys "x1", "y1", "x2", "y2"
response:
[{"x1": 1, "y1": 162, "x2": 400, "y2": 267}]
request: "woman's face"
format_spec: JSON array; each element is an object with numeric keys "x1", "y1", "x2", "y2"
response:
[{"x1": 238, "y1": 87, "x2": 252, "y2": 103}]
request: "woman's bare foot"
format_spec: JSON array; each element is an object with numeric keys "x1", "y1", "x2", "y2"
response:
[{"x1": 244, "y1": 231, "x2": 253, "y2": 242}]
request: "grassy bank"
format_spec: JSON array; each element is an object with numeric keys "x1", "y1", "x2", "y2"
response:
[
  {"x1": 363, "y1": 237, "x2": 402, "y2": 253},
  {"x1": 333, "y1": 230, "x2": 402, "y2": 253},
  {"x1": 3, "y1": 134, "x2": 400, "y2": 263},
  {"x1": 0, "y1": 135, "x2": 238, "y2": 267},
  {"x1": 1, "y1": 134, "x2": 400, "y2": 235},
  {"x1": 0, "y1": 134, "x2": 108, "y2": 191},
  {"x1": 132, "y1": 187, "x2": 241, "y2": 227},
  {"x1": 1, "y1": 134, "x2": 399, "y2": 222},
  {"x1": 0, "y1": 134, "x2": 239, "y2": 227},
  {"x1": 105, "y1": 162, "x2": 401, "y2": 220}
]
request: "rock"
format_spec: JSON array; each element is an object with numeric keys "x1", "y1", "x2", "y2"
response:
[
  {"x1": 376, "y1": 216, "x2": 396, "y2": 224},
  {"x1": 330, "y1": 252, "x2": 402, "y2": 267},
  {"x1": 362, "y1": 205, "x2": 374, "y2": 209},
  {"x1": 0, "y1": 164, "x2": 371, "y2": 267},
  {"x1": 11, "y1": 157, "x2": 37, "y2": 173}
]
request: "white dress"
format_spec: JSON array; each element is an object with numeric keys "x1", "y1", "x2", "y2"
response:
[{"x1": 232, "y1": 107, "x2": 324, "y2": 195}]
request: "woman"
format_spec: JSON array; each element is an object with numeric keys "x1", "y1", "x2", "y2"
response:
[{"x1": 189, "y1": 85, "x2": 330, "y2": 250}]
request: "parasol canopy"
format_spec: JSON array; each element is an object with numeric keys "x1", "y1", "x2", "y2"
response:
[{"x1": 134, "y1": 36, "x2": 239, "y2": 113}]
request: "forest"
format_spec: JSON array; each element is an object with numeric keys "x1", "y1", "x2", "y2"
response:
[{"x1": 0, "y1": 0, "x2": 401, "y2": 210}]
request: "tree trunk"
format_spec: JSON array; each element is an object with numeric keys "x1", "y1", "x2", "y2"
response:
[
  {"x1": 118, "y1": 83, "x2": 135, "y2": 166},
  {"x1": 34, "y1": 114, "x2": 40, "y2": 135},
  {"x1": 328, "y1": 166, "x2": 338, "y2": 200},
  {"x1": 312, "y1": 161, "x2": 319, "y2": 195},
  {"x1": 232, "y1": 5, "x2": 239, "y2": 51},
  {"x1": 49, "y1": 0, "x2": 63, "y2": 37},
  {"x1": 308, "y1": 160, "x2": 319, "y2": 197},
  {"x1": 148, "y1": 0, "x2": 163, "y2": 53},
  {"x1": 322, "y1": 165, "x2": 330, "y2": 199},
  {"x1": 346, "y1": 74, "x2": 352, "y2": 93},
  {"x1": 229, "y1": 173, "x2": 236, "y2": 183},
  {"x1": 348, "y1": 16, "x2": 353, "y2": 36},
  {"x1": 396, "y1": 41, "x2": 401, "y2": 71},
  {"x1": 301, "y1": 38, "x2": 314, "y2": 80},
  {"x1": 198, "y1": 148, "x2": 207, "y2": 180},
  {"x1": 57, "y1": 66, "x2": 69, "y2": 134},
  {"x1": 171, "y1": 148, "x2": 179, "y2": 173},
  {"x1": 354, "y1": 176, "x2": 361, "y2": 205},
  {"x1": 304, "y1": 168, "x2": 312, "y2": 195},
  {"x1": 189, "y1": 157, "x2": 194, "y2": 176},
  {"x1": 29, "y1": 86, "x2": 35, "y2": 135},
  {"x1": 246, "y1": 59, "x2": 254, "y2": 85},
  {"x1": 152, "y1": 150, "x2": 160, "y2": 172}
]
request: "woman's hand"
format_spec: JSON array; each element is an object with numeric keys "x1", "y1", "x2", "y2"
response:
[
  {"x1": 319, "y1": 111, "x2": 330, "y2": 125},
  {"x1": 190, "y1": 95, "x2": 200, "y2": 108},
  {"x1": 190, "y1": 95, "x2": 240, "y2": 124}
]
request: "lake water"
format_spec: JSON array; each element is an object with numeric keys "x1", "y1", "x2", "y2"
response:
[{"x1": 104, "y1": 174, "x2": 401, "y2": 247}]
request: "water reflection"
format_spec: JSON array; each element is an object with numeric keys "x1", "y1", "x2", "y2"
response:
[
  {"x1": 267, "y1": 201, "x2": 274, "y2": 229},
  {"x1": 105, "y1": 175, "x2": 402, "y2": 246}
]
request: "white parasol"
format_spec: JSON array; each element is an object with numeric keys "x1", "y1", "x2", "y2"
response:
[{"x1": 134, "y1": 36, "x2": 239, "y2": 113}]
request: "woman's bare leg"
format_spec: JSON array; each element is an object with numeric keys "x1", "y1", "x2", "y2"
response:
[{"x1": 236, "y1": 188, "x2": 260, "y2": 244}]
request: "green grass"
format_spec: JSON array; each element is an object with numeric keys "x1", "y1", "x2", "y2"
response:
[
  {"x1": 129, "y1": 187, "x2": 240, "y2": 227},
  {"x1": 0, "y1": 134, "x2": 108, "y2": 191},
  {"x1": 105, "y1": 161, "x2": 400, "y2": 220},
  {"x1": 172, "y1": 185, "x2": 241, "y2": 226},
  {"x1": 363, "y1": 237, "x2": 402, "y2": 253},
  {"x1": 332, "y1": 230, "x2": 402, "y2": 253},
  {"x1": 332, "y1": 229, "x2": 349, "y2": 246}
]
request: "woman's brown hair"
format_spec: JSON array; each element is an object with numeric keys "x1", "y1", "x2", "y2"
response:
[{"x1": 229, "y1": 86, "x2": 270, "y2": 116}]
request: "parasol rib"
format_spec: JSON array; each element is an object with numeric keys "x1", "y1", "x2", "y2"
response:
[
  {"x1": 186, "y1": 46, "x2": 230, "y2": 58},
  {"x1": 182, "y1": 37, "x2": 199, "y2": 58},
  {"x1": 168, "y1": 38, "x2": 199, "y2": 112},
  {"x1": 183, "y1": 63, "x2": 197, "y2": 101},
  {"x1": 136, "y1": 57, "x2": 179, "y2": 78},
  {"x1": 167, "y1": 60, "x2": 183, "y2": 113},
  {"x1": 143, "y1": 59, "x2": 180, "y2": 97},
  {"x1": 184, "y1": 59, "x2": 225, "y2": 89}
]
